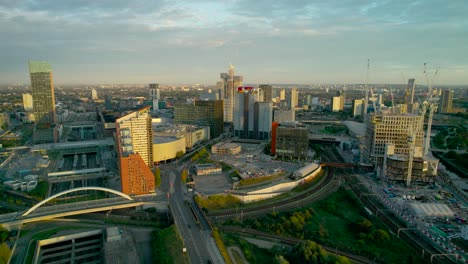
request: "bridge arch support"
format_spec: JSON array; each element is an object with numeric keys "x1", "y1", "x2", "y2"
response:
[{"x1": 22, "y1": 187, "x2": 133, "y2": 217}]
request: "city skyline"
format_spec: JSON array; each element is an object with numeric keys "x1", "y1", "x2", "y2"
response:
[{"x1": 0, "y1": 1, "x2": 467, "y2": 85}]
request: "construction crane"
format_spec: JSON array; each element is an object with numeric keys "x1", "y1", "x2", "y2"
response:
[
  {"x1": 363, "y1": 59, "x2": 370, "y2": 120},
  {"x1": 389, "y1": 87, "x2": 395, "y2": 114},
  {"x1": 407, "y1": 63, "x2": 439, "y2": 186},
  {"x1": 422, "y1": 63, "x2": 439, "y2": 157}
]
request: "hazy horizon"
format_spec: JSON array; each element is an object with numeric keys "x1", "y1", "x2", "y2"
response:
[{"x1": 1, "y1": 1, "x2": 467, "y2": 85}]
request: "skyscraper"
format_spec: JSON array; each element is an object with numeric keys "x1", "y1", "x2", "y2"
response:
[
  {"x1": 352, "y1": 99, "x2": 364, "y2": 117},
  {"x1": 174, "y1": 100, "x2": 224, "y2": 138},
  {"x1": 331, "y1": 96, "x2": 343, "y2": 112},
  {"x1": 116, "y1": 107, "x2": 154, "y2": 195},
  {"x1": 439, "y1": 89, "x2": 453, "y2": 113},
  {"x1": 405, "y1": 78, "x2": 416, "y2": 113},
  {"x1": 289, "y1": 88, "x2": 299, "y2": 109},
  {"x1": 91, "y1": 89, "x2": 98, "y2": 100},
  {"x1": 279, "y1": 89, "x2": 286, "y2": 100},
  {"x1": 217, "y1": 65, "x2": 243, "y2": 123},
  {"x1": 22, "y1": 93, "x2": 33, "y2": 112},
  {"x1": 149, "y1": 83, "x2": 160, "y2": 111},
  {"x1": 258, "y1": 84, "x2": 273, "y2": 102},
  {"x1": 233, "y1": 92, "x2": 272, "y2": 139},
  {"x1": 29, "y1": 61, "x2": 56, "y2": 127}
]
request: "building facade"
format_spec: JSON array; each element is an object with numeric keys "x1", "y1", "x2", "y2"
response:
[
  {"x1": 116, "y1": 107, "x2": 154, "y2": 195},
  {"x1": 149, "y1": 83, "x2": 160, "y2": 111},
  {"x1": 274, "y1": 124, "x2": 309, "y2": 160},
  {"x1": 29, "y1": 61, "x2": 56, "y2": 127},
  {"x1": 273, "y1": 109, "x2": 295, "y2": 123},
  {"x1": 331, "y1": 96, "x2": 343, "y2": 112},
  {"x1": 439, "y1": 89, "x2": 453, "y2": 113},
  {"x1": 352, "y1": 99, "x2": 363, "y2": 117},
  {"x1": 233, "y1": 92, "x2": 272, "y2": 140},
  {"x1": 174, "y1": 100, "x2": 224, "y2": 138},
  {"x1": 364, "y1": 113, "x2": 423, "y2": 167},
  {"x1": 258, "y1": 84, "x2": 273, "y2": 102},
  {"x1": 22, "y1": 93, "x2": 33, "y2": 112},
  {"x1": 217, "y1": 64, "x2": 243, "y2": 123}
]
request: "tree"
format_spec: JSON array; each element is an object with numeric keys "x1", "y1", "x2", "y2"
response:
[
  {"x1": 176, "y1": 151, "x2": 184, "y2": 159},
  {"x1": 274, "y1": 255, "x2": 289, "y2": 264},
  {"x1": 372, "y1": 229, "x2": 390, "y2": 242},
  {"x1": 181, "y1": 169, "x2": 188, "y2": 183},
  {"x1": 289, "y1": 240, "x2": 327, "y2": 264},
  {"x1": 154, "y1": 167, "x2": 161, "y2": 187},
  {"x1": 358, "y1": 218, "x2": 373, "y2": 233}
]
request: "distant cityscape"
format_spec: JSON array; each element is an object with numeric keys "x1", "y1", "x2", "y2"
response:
[{"x1": 0, "y1": 61, "x2": 466, "y2": 264}]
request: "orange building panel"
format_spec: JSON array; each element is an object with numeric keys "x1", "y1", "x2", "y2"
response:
[
  {"x1": 120, "y1": 153, "x2": 155, "y2": 195},
  {"x1": 271, "y1": 122, "x2": 279, "y2": 155}
]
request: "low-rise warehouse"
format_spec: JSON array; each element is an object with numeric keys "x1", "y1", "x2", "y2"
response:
[
  {"x1": 195, "y1": 164, "x2": 222, "y2": 176},
  {"x1": 211, "y1": 142, "x2": 241, "y2": 155}
]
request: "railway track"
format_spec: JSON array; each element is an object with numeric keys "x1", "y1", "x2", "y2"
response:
[
  {"x1": 219, "y1": 226, "x2": 375, "y2": 264},
  {"x1": 347, "y1": 176, "x2": 456, "y2": 264},
  {"x1": 207, "y1": 167, "x2": 339, "y2": 221}
]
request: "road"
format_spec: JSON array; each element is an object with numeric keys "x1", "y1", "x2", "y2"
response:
[{"x1": 160, "y1": 161, "x2": 224, "y2": 264}]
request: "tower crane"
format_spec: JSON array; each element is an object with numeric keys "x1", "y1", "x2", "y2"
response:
[
  {"x1": 363, "y1": 59, "x2": 370, "y2": 120},
  {"x1": 423, "y1": 63, "x2": 439, "y2": 157}
]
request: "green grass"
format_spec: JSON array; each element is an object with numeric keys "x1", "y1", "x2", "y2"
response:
[
  {"x1": 152, "y1": 225, "x2": 189, "y2": 264},
  {"x1": 29, "y1": 181, "x2": 48, "y2": 200},
  {"x1": 236, "y1": 187, "x2": 425, "y2": 264},
  {"x1": 222, "y1": 233, "x2": 279, "y2": 264}
]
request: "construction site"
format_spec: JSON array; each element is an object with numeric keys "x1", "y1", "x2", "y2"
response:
[{"x1": 362, "y1": 62, "x2": 440, "y2": 187}]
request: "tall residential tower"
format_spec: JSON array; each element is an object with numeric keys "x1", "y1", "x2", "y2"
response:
[
  {"x1": 116, "y1": 107, "x2": 155, "y2": 195},
  {"x1": 217, "y1": 64, "x2": 243, "y2": 123},
  {"x1": 29, "y1": 61, "x2": 56, "y2": 126}
]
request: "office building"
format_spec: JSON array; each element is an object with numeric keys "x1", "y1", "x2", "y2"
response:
[
  {"x1": 331, "y1": 96, "x2": 343, "y2": 112},
  {"x1": 116, "y1": 107, "x2": 154, "y2": 195},
  {"x1": 279, "y1": 89, "x2": 286, "y2": 100},
  {"x1": 439, "y1": 89, "x2": 453, "y2": 113},
  {"x1": 273, "y1": 109, "x2": 295, "y2": 123},
  {"x1": 258, "y1": 84, "x2": 273, "y2": 102},
  {"x1": 149, "y1": 83, "x2": 160, "y2": 111},
  {"x1": 288, "y1": 88, "x2": 299, "y2": 109},
  {"x1": 22, "y1": 93, "x2": 33, "y2": 112},
  {"x1": 91, "y1": 88, "x2": 98, "y2": 100},
  {"x1": 254, "y1": 102, "x2": 273, "y2": 140},
  {"x1": 364, "y1": 113, "x2": 423, "y2": 167},
  {"x1": 29, "y1": 61, "x2": 58, "y2": 144},
  {"x1": 352, "y1": 99, "x2": 364, "y2": 117},
  {"x1": 174, "y1": 100, "x2": 224, "y2": 138},
  {"x1": 29, "y1": 61, "x2": 56, "y2": 126},
  {"x1": 274, "y1": 123, "x2": 309, "y2": 161},
  {"x1": 233, "y1": 92, "x2": 272, "y2": 140},
  {"x1": 217, "y1": 64, "x2": 243, "y2": 123}
]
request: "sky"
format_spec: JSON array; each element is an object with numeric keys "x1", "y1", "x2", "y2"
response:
[{"x1": 0, "y1": 0, "x2": 467, "y2": 85}]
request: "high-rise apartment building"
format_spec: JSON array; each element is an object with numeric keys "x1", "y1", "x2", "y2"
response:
[
  {"x1": 331, "y1": 96, "x2": 343, "y2": 112},
  {"x1": 258, "y1": 84, "x2": 273, "y2": 103},
  {"x1": 233, "y1": 92, "x2": 272, "y2": 139},
  {"x1": 279, "y1": 89, "x2": 286, "y2": 100},
  {"x1": 29, "y1": 61, "x2": 56, "y2": 127},
  {"x1": 116, "y1": 107, "x2": 154, "y2": 195},
  {"x1": 352, "y1": 99, "x2": 364, "y2": 117},
  {"x1": 405, "y1": 78, "x2": 417, "y2": 113},
  {"x1": 439, "y1": 89, "x2": 453, "y2": 113},
  {"x1": 288, "y1": 88, "x2": 299, "y2": 109},
  {"x1": 149, "y1": 83, "x2": 160, "y2": 111},
  {"x1": 174, "y1": 100, "x2": 224, "y2": 138},
  {"x1": 91, "y1": 89, "x2": 98, "y2": 100},
  {"x1": 217, "y1": 65, "x2": 243, "y2": 123},
  {"x1": 22, "y1": 93, "x2": 33, "y2": 112},
  {"x1": 364, "y1": 113, "x2": 423, "y2": 167}
]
